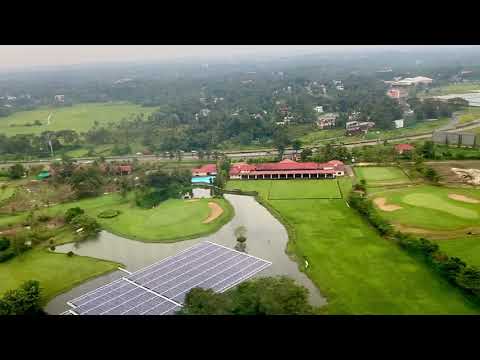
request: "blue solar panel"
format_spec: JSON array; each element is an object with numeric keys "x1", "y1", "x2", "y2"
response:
[{"x1": 65, "y1": 241, "x2": 272, "y2": 315}]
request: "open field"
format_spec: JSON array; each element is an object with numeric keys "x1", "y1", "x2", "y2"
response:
[
  {"x1": 427, "y1": 83, "x2": 480, "y2": 96},
  {"x1": 371, "y1": 185, "x2": 480, "y2": 231},
  {"x1": 0, "y1": 249, "x2": 120, "y2": 304},
  {"x1": 0, "y1": 102, "x2": 158, "y2": 136},
  {"x1": 354, "y1": 166, "x2": 411, "y2": 186},
  {"x1": 226, "y1": 179, "x2": 479, "y2": 314},
  {"x1": 434, "y1": 236, "x2": 480, "y2": 267}
]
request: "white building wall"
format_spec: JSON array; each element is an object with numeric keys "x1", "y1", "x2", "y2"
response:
[{"x1": 193, "y1": 188, "x2": 212, "y2": 199}]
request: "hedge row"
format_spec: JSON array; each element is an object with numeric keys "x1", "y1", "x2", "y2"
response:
[{"x1": 348, "y1": 192, "x2": 480, "y2": 301}]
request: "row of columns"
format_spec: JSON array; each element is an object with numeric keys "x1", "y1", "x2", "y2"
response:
[{"x1": 241, "y1": 173, "x2": 336, "y2": 180}]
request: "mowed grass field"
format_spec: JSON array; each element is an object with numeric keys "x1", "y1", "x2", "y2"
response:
[
  {"x1": 226, "y1": 179, "x2": 479, "y2": 314},
  {"x1": 434, "y1": 237, "x2": 480, "y2": 267},
  {"x1": 371, "y1": 185, "x2": 480, "y2": 231},
  {"x1": 29, "y1": 193, "x2": 233, "y2": 242},
  {"x1": 0, "y1": 102, "x2": 157, "y2": 136},
  {"x1": 269, "y1": 179, "x2": 341, "y2": 199},
  {"x1": 0, "y1": 249, "x2": 120, "y2": 304},
  {"x1": 354, "y1": 166, "x2": 411, "y2": 186}
]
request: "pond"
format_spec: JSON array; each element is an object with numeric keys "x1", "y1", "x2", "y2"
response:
[{"x1": 45, "y1": 194, "x2": 326, "y2": 314}]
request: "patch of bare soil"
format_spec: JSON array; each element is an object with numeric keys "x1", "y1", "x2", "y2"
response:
[
  {"x1": 393, "y1": 223, "x2": 480, "y2": 240},
  {"x1": 373, "y1": 197, "x2": 403, "y2": 212},
  {"x1": 203, "y1": 202, "x2": 223, "y2": 224},
  {"x1": 451, "y1": 168, "x2": 480, "y2": 186},
  {"x1": 448, "y1": 193, "x2": 480, "y2": 204},
  {"x1": 186, "y1": 199, "x2": 200, "y2": 203}
]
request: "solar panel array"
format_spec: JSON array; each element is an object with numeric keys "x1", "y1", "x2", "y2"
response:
[{"x1": 64, "y1": 241, "x2": 272, "y2": 315}]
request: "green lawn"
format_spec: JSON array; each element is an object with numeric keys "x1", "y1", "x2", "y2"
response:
[
  {"x1": 434, "y1": 236, "x2": 480, "y2": 267},
  {"x1": 269, "y1": 180, "x2": 341, "y2": 199},
  {"x1": 371, "y1": 185, "x2": 480, "y2": 230},
  {"x1": 0, "y1": 102, "x2": 158, "y2": 136},
  {"x1": 0, "y1": 249, "x2": 120, "y2": 304},
  {"x1": 226, "y1": 180, "x2": 479, "y2": 314},
  {"x1": 0, "y1": 186, "x2": 15, "y2": 202},
  {"x1": 354, "y1": 166, "x2": 411, "y2": 185},
  {"x1": 459, "y1": 107, "x2": 480, "y2": 124},
  {"x1": 32, "y1": 193, "x2": 233, "y2": 242}
]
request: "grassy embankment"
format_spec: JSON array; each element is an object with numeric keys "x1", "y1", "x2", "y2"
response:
[{"x1": 226, "y1": 179, "x2": 479, "y2": 314}]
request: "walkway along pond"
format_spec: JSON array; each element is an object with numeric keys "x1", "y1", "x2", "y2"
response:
[{"x1": 45, "y1": 194, "x2": 326, "y2": 314}]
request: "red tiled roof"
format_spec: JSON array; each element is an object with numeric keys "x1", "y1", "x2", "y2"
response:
[
  {"x1": 229, "y1": 160, "x2": 344, "y2": 176},
  {"x1": 244, "y1": 169, "x2": 336, "y2": 175},
  {"x1": 118, "y1": 165, "x2": 132, "y2": 172},
  {"x1": 395, "y1": 144, "x2": 414, "y2": 151},
  {"x1": 192, "y1": 164, "x2": 217, "y2": 174}
]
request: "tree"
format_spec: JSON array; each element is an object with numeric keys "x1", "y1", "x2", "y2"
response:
[
  {"x1": 424, "y1": 167, "x2": 440, "y2": 183},
  {"x1": 8, "y1": 163, "x2": 25, "y2": 179},
  {"x1": 292, "y1": 139, "x2": 302, "y2": 155},
  {"x1": 65, "y1": 207, "x2": 85, "y2": 223},
  {"x1": 300, "y1": 148, "x2": 313, "y2": 161},
  {"x1": 69, "y1": 166, "x2": 104, "y2": 198},
  {"x1": 70, "y1": 214, "x2": 101, "y2": 241},
  {"x1": 234, "y1": 226, "x2": 247, "y2": 252},
  {"x1": 118, "y1": 177, "x2": 133, "y2": 198},
  {"x1": 0, "y1": 280, "x2": 43, "y2": 315},
  {"x1": 181, "y1": 276, "x2": 315, "y2": 315},
  {"x1": 272, "y1": 128, "x2": 290, "y2": 160}
]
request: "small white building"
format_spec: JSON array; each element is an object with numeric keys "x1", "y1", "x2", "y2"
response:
[
  {"x1": 393, "y1": 119, "x2": 404, "y2": 129},
  {"x1": 314, "y1": 106, "x2": 324, "y2": 113},
  {"x1": 200, "y1": 108, "x2": 211, "y2": 117},
  {"x1": 54, "y1": 94, "x2": 65, "y2": 103},
  {"x1": 317, "y1": 113, "x2": 338, "y2": 129},
  {"x1": 192, "y1": 188, "x2": 212, "y2": 199}
]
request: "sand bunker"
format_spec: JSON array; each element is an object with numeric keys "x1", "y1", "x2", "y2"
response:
[
  {"x1": 203, "y1": 202, "x2": 223, "y2": 224},
  {"x1": 185, "y1": 199, "x2": 200, "y2": 202},
  {"x1": 373, "y1": 197, "x2": 403, "y2": 212},
  {"x1": 451, "y1": 168, "x2": 480, "y2": 185},
  {"x1": 448, "y1": 193, "x2": 480, "y2": 204}
]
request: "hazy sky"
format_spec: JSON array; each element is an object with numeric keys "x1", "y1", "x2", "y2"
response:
[{"x1": 0, "y1": 45, "x2": 473, "y2": 70}]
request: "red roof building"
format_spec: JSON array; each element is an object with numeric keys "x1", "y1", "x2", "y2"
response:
[
  {"x1": 229, "y1": 159, "x2": 345, "y2": 180},
  {"x1": 394, "y1": 144, "x2": 415, "y2": 154},
  {"x1": 117, "y1": 165, "x2": 133, "y2": 175},
  {"x1": 192, "y1": 164, "x2": 217, "y2": 176}
]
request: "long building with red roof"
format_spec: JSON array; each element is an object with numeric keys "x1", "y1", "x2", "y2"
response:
[{"x1": 229, "y1": 159, "x2": 345, "y2": 180}]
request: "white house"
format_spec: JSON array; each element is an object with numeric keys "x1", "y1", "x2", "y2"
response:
[
  {"x1": 54, "y1": 94, "x2": 65, "y2": 103},
  {"x1": 314, "y1": 106, "x2": 324, "y2": 113},
  {"x1": 192, "y1": 188, "x2": 212, "y2": 199},
  {"x1": 393, "y1": 119, "x2": 404, "y2": 129}
]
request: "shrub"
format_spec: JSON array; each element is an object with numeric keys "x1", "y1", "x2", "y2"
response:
[
  {"x1": 0, "y1": 238, "x2": 10, "y2": 251},
  {"x1": 49, "y1": 246, "x2": 56, "y2": 251},
  {"x1": 66, "y1": 251, "x2": 74, "y2": 257},
  {"x1": 37, "y1": 215, "x2": 51, "y2": 222},
  {"x1": 97, "y1": 209, "x2": 121, "y2": 219},
  {"x1": 65, "y1": 207, "x2": 85, "y2": 223},
  {"x1": 0, "y1": 249, "x2": 15, "y2": 263}
]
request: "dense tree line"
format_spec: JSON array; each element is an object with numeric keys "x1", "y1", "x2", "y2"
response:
[
  {"x1": 180, "y1": 276, "x2": 316, "y2": 315},
  {"x1": 0, "y1": 280, "x2": 44, "y2": 315}
]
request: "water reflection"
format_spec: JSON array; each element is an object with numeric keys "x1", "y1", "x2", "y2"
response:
[{"x1": 45, "y1": 194, "x2": 326, "y2": 314}]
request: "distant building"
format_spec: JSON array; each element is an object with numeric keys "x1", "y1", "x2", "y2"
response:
[
  {"x1": 336, "y1": 85, "x2": 344, "y2": 91},
  {"x1": 229, "y1": 159, "x2": 345, "y2": 180},
  {"x1": 345, "y1": 121, "x2": 375, "y2": 135},
  {"x1": 314, "y1": 106, "x2": 324, "y2": 113},
  {"x1": 393, "y1": 119, "x2": 404, "y2": 129},
  {"x1": 6, "y1": 96, "x2": 16, "y2": 101},
  {"x1": 433, "y1": 131, "x2": 477, "y2": 147},
  {"x1": 116, "y1": 165, "x2": 133, "y2": 175},
  {"x1": 395, "y1": 144, "x2": 415, "y2": 154},
  {"x1": 200, "y1": 108, "x2": 211, "y2": 117},
  {"x1": 54, "y1": 94, "x2": 65, "y2": 103},
  {"x1": 387, "y1": 87, "x2": 409, "y2": 100},
  {"x1": 316, "y1": 113, "x2": 338, "y2": 129},
  {"x1": 192, "y1": 164, "x2": 217, "y2": 177},
  {"x1": 389, "y1": 76, "x2": 433, "y2": 86}
]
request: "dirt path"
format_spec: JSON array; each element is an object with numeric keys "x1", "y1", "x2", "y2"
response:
[
  {"x1": 448, "y1": 193, "x2": 480, "y2": 204},
  {"x1": 203, "y1": 202, "x2": 223, "y2": 224},
  {"x1": 373, "y1": 197, "x2": 403, "y2": 212}
]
